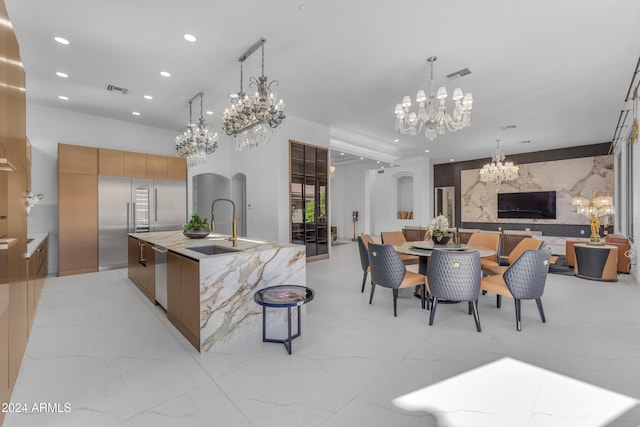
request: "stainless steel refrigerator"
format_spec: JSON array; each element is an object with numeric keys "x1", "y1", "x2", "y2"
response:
[{"x1": 99, "y1": 176, "x2": 186, "y2": 270}]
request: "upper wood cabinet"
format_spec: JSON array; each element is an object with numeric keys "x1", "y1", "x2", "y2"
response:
[
  {"x1": 146, "y1": 154, "x2": 168, "y2": 179},
  {"x1": 58, "y1": 144, "x2": 98, "y2": 175},
  {"x1": 167, "y1": 157, "x2": 187, "y2": 181},
  {"x1": 123, "y1": 151, "x2": 147, "y2": 178},
  {"x1": 100, "y1": 149, "x2": 185, "y2": 180},
  {"x1": 98, "y1": 148, "x2": 124, "y2": 176}
]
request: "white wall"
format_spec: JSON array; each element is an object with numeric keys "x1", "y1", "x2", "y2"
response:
[
  {"x1": 26, "y1": 103, "x2": 178, "y2": 274},
  {"x1": 330, "y1": 162, "x2": 368, "y2": 240},
  {"x1": 370, "y1": 157, "x2": 433, "y2": 236},
  {"x1": 26, "y1": 103, "x2": 330, "y2": 273}
]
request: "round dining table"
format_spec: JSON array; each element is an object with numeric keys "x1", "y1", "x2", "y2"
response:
[{"x1": 394, "y1": 241, "x2": 496, "y2": 276}]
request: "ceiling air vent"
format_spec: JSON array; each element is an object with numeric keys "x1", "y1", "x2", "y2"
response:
[
  {"x1": 446, "y1": 68, "x2": 471, "y2": 79},
  {"x1": 377, "y1": 169, "x2": 385, "y2": 174},
  {"x1": 106, "y1": 84, "x2": 129, "y2": 95}
]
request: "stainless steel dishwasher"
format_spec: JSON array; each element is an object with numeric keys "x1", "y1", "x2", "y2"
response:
[{"x1": 152, "y1": 246, "x2": 168, "y2": 309}]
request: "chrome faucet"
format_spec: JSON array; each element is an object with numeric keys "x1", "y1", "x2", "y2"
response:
[{"x1": 211, "y1": 198, "x2": 238, "y2": 247}]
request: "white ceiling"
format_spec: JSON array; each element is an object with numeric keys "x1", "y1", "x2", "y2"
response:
[{"x1": 6, "y1": 0, "x2": 640, "y2": 166}]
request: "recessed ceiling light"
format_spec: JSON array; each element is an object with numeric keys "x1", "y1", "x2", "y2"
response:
[
  {"x1": 184, "y1": 34, "x2": 197, "y2": 42},
  {"x1": 58, "y1": 95, "x2": 69, "y2": 101},
  {"x1": 359, "y1": 157, "x2": 364, "y2": 160},
  {"x1": 299, "y1": 3, "x2": 309, "y2": 12},
  {"x1": 390, "y1": 163, "x2": 394, "y2": 167},
  {"x1": 450, "y1": 158, "x2": 455, "y2": 162},
  {"x1": 56, "y1": 71, "x2": 68, "y2": 78},
  {"x1": 340, "y1": 152, "x2": 344, "y2": 155},
  {"x1": 54, "y1": 36, "x2": 69, "y2": 45},
  {"x1": 205, "y1": 111, "x2": 213, "y2": 115},
  {"x1": 393, "y1": 139, "x2": 399, "y2": 142},
  {"x1": 132, "y1": 111, "x2": 141, "y2": 116},
  {"x1": 143, "y1": 95, "x2": 153, "y2": 100},
  {"x1": 376, "y1": 161, "x2": 380, "y2": 164},
  {"x1": 160, "y1": 71, "x2": 171, "y2": 77},
  {"x1": 425, "y1": 149, "x2": 430, "y2": 153}
]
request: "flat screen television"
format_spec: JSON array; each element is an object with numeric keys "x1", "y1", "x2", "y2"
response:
[{"x1": 497, "y1": 191, "x2": 557, "y2": 219}]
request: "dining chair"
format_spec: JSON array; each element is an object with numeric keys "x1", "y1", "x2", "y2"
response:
[
  {"x1": 427, "y1": 250, "x2": 482, "y2": 332},
  {"x1": 357, "y1": 235, "x2": 371, "y2": 293},
  {"x1": 467, "y1": 232, "x2": 501, "y2": 273},
  {"x1": 367, "y1": 243, "x2": 428, "y2": 316},
  {"x1": 381, "y1": 231, "x2": 418, "y2": 265},
  {"x1": 480, "y1": 248, "x2": 552, "y2": 331},
  {"x1": 483, "y1": 237, "x2": 544, "y2": 276}
]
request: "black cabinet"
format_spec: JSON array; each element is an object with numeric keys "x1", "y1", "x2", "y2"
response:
[{"x1": 290, "y1": 141, "x2": 328, "y2": 260}]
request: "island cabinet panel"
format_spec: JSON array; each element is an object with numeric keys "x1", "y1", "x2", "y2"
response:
[
  {"x1": 127, "y1": 236, "x2": 155, "y2": 304},
  {"x1": 166, "y1": 251, "x2": 199, "y2": 350}
]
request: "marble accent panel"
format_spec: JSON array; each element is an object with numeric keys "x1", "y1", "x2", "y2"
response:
[
  {"x1": 199, "y1": 244, "x2": 306, "y2": 351},
  {"x1": 461, "y1": 155, "x2": 613, "y2": 225}
]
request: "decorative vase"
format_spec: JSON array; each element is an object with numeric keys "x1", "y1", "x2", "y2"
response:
[
  {"x1": 183, "y1": 228, "x2": 210, "y2": 239},
  {"x1": 432, "y1": 235, "x2": 451, "y2": 245}
]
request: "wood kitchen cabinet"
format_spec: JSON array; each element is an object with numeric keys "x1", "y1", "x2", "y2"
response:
[
  {"x1": 146, "y1": 154, "x2": 168, "y2": 179},
  {"x1": 26, "y1": 237, "x2": 48, "y2": 335},
  {"x1": 123, "y1": 151, "x2": 147, "y2": 178},
  {"x1": 127, "y1": 236, "x2": 155, "y2": 303},
  {"x1": 58, "y1": 172, "x2": 98, "y2": 276},
  {"x1": 167, "y1": 157, "x2": 187, "y2": 180},
  {"x1": 98, "y1": 148, "x2": 125, "y2": 176},
  {"x1": 166, "y1": 251, "x2": 199, "y2": 350},
  {"x1": 58, "y1": 143, "x2": 98, "y2": 175}
]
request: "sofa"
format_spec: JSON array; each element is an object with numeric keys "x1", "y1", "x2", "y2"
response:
[{"x1": 566, "y1": 234, "x2": 631, "y2": 273}]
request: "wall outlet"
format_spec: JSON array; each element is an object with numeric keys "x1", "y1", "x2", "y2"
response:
[
  {"x1": 580, "y1": 230, "x2": 585, "y2": 235},
  {"x1": 525, "y1": 227, "x2": 530, "y2": 232},
  {"x1": 498, "y1": 226, "x2": 502, "y2": 231}
]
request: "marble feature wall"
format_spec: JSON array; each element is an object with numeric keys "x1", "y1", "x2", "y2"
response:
[
  {"x1": 199, "y1": 244, "x2": 306, "y2": 351},
  {"x1": 461, "y1": 155, "x2": 613, "y2": 225}
]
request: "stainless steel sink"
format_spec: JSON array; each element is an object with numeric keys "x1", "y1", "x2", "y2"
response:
[{"x1": 187, "y1": 245, "x2": 242, "y2": 256}]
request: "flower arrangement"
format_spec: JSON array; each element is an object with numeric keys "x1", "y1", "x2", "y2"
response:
[
  {"x1": 427, "y1": 214, "x2": 450, "y2": 241},
  {"x1": 26, "y1": 192, "x2": 44, "y2": 215}
]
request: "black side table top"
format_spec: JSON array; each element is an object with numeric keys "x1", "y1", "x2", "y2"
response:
[{"x1": 254, "y1": 285, "x2": 314, "y2": 308}]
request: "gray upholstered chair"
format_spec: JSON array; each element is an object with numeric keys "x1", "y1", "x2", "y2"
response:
[
  {"x1": 427, "y1": 250, "x2": 482, "y2": 332},
  {"x1": 481, "y1": 248, "x2": 552, "y2": 331},
  {"x1": 367, "y1": 243, "x2": 427, "y2": 317},
  {"x1": 357, "y1": 235, "x2": 371, "y2": 293}
]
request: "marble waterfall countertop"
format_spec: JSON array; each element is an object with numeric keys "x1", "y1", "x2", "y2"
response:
[{"x1": 129, "y1": 230, "x2": 307, "y2": 352}]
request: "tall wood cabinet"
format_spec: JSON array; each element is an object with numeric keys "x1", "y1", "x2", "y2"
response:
[
  {"x1": 290, "y1": 141, "x2": 328, "y2": 260},
  {"x1": 58, "y1": 144, "x2": 99, "y2": 276},
  {"x1": 0, "y1": 1, "x2": 29, "y2": 422},
  {"x1": 59, "y1": 145, "x2": 187, "y2": 276}
]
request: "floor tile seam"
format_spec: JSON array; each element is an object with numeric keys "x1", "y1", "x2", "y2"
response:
[{"x1": 110, "y1": 380, "x2": 255, "y2": 427}]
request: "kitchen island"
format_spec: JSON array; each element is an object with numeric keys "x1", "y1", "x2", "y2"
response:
[{"x1": 128, "y1": 231, "x2": 306, "y2": 352}]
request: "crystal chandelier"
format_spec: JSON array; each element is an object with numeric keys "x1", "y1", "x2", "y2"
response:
[
  {"x1": 222, "y1": 38, "x2": 285, "y2": 151},
  {"x1": 479, "y1": 140, "x2": 519, "y2": 185},
  {"x1": 571, "y1": 191, "x2": 613, "y2": 245},
  {"x1": 394, "y1": 56, "x2": 473, "y2": 141},
  {"x1": 175, "y1": 92, "x2": 218, "y2": 169}
]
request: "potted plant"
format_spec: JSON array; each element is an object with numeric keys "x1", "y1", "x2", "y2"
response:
[
  {"x1": 183, "y1": 214, "x2": 210, "y2": 239},
  {"x1": 427, "y1": 214, "x2": 451, "y2": 244}
]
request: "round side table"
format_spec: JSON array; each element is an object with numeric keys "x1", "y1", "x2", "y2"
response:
[{"x1": 254, "y1": 285, "x2": 314, "y2": 354}]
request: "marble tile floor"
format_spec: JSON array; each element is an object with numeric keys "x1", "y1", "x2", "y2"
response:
[{"x1": 5, "y1": 242, "x2": 640, "y2": 427}]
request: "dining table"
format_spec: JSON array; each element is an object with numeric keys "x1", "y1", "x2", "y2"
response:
[{"x1": 393, "y1": 241, "x2": 497, "y2": 276}]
